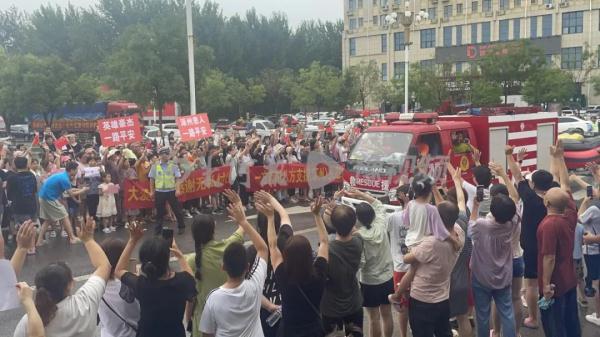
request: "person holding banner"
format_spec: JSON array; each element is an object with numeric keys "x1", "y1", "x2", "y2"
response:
[{"x1": 149, "y1": 147, "x2": 185, "y2": 235}]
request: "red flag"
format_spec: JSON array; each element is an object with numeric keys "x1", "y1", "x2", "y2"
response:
[
  {"x1": 54, "y1": 136, "x2": 68, "y2": 149},
  {"x1": 31, "y1": 133, "x2": 40, "y2": 146}
]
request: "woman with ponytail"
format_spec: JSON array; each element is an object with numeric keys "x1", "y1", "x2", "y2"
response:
[
  {"x1": 13, "y1": 217, "x2": 111, "y2": 337},
  {"x1": 185, "y1": 189, "x2": 245, "y2": 337},
  {"x1": 114, "y1": 221, "x2": 196, "y2": 337}
]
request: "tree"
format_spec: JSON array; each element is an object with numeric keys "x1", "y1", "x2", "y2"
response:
[
  {"x1": 291, "y1": 62, "x2": 341, "y2": 115},
  {"x1": 409, "y1": 65, "x2": 449, "y2": 110},
  {"x1": 470, "y1": 80, "x2": 502, "y2": 106},
  {"x1": 347, "y1": 61, "x2": 381, "y2": 110},
  {"x1": 198, "y1": 70, "x2": 232, "y2": 116},
  {"x1": 0, "y1": 53, "x2": 97, "y2": 127},
  {"x1": 522, "y1": 68, "x2": 575, "y2": 106},
  {"x1": 478, "y1": 40, "x2": 545, "y2": 104},
  {"x1": 374, "y1": 79, "x2": 405, "y2": 111},
  {"x1": 228, "y1": 78, "x2": 266, "y2": 116},
  {"x1": 257, "y1": 68, "x2": 295, "y2": 114}
]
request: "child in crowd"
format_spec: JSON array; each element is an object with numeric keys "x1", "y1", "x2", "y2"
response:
[
  {"x1": 66, "y1": 179, "x2": 82, "y2": 237},
  {"x1": 97, "y1": 172, "x2": 118, "y2": 233}
]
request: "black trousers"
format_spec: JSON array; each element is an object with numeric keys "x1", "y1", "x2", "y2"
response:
[
  {"x1": 540, "y1": 288, "x2": 581, "y2": 337},
  {"x1": 154, "y1": 191, "x2": 185, "y2": 232},
  {"x1": 86, "y1": 194, "x2": 99, "y2": 220},
  {"x1": 408, "y1": 297, "x2": 452, "y2": 337}
]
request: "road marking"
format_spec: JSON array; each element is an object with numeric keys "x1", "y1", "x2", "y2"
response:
[{"x1": 225, "y1": 206, "x2": 311, "y2": 222}]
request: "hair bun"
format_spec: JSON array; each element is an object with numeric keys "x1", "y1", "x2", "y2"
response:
[{"x1": 141, "y1": 262, "x2": 158, "y2": 279}]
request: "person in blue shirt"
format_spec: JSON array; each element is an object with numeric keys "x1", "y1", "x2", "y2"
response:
[{"x1": 37, "y1": 161, "x2": 89, "y2": 245}]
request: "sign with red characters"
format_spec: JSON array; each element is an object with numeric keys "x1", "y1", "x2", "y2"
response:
[
  {"x1": 176, "y1": 113, "x2": 212, "y2": 142},
  {"x1": 248, "y1": 163, "x2": 343, "y2": 192},
  {"x1": 98, "y1": 115, "x2": 142, "y2": 147}
]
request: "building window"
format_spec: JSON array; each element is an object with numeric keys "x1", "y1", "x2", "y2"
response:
[
  {"x1": 513, "y1": 18, "x2": 520, "y2": 39},
  {"x1": 373, "y1": 15, "x2": 379, "y2": 25},
  {"x1": 483, "y1": 0, "x2": 492, "y2": 12},
  {"x1": 472, "y1": 1, "x2": 479, "y2": 12},
  {"x1": 358, "y1": 18, "x2": 364, "y2": 27},
  {"x1": 457, "y1": 3, "x2": 463, "y2": 14},
  {"x1": 381, "y1": 34, "x2": 387, "y2": 52},
  {"x1": 499, "y1": 0, "x2": 508, "y2": 9},
  {"x1": 471, "y1": 23, "x2": 478, "y2": 43},
  {"x1": 381, "y1": 62, "x2": 388, "y2": 81},
  {"x1": 350, "y1": 18, "x2": 358, "y2": 30},
  {"x1": 456, "y1": 62, "x2": 463, "y2": 73},
  {"x1": 456, "y1": 25, "x2": 463, "y2": 45},
  {"x1": 499, "y1": 20, "x2": 509, "y2": 41},
  {"x1": 428, "y1": 7, "x2": 437, "y2": 20},
  {"x1": 421, "y1": 28, "x2": 436, "y2": 48},
  {"x1": 380, "y1": 0, "x2": 389, "y2": 6},
  {"x1": 443, "y1": 27, "x2": 452, "y2": 47},
  {"x1": 514, "y1": 0, "x2": 521, "y2": 6},
  {"x1": 546, "y1": 54, "x2": 553, "y2": 65},
  {"x1": 444, "y1": 5, "x2": 452, "y2": 19},
  {"x1": 531, "y1": 16, "x2": 538, "y2": 38},
  {"x1": 420, "y1": 59, "x2": 436, "y2": 68},
  {"x1": 561, "y1": 47, "x2": 582, "y2": 69},
  {"x1": 349, "y1": 0, "x2": 357, "y2": 10},
  {"x1": 394, "y1": 62, "x2": 406, "y2": 78},
  {"x1": 358, "y1": 0, "x2": 364, "y2": 8},
  {"x1": 482, "y1": 22, "x2": 490, "y2": 42},
  {"x1": 349, "y1": 38, "x2": 357, "y2": 56},
  {"x1": 394, "y1": 32, "x2": 405, "y2": 50},
  {"x1": 542, "y1": 14, "x2": 552, "y2": 37},
  {"x1": 562, "y1": 11, "x2": 584, "y2": 34}
]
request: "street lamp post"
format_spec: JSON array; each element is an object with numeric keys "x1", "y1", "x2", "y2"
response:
[
  {"x1": 185, "y1": 0, "x2": 197, "y2": 115},
  {"x1": 395, "y1": 2, "x2": 428, "y2": 114}
]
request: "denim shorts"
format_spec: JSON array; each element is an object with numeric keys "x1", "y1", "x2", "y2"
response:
[
  {"x1": 513, "y1": 256, "x2": 525, "y2": 278},
  {"x1": 585, "y1": 254, "x2": 600, "y2": 281}
]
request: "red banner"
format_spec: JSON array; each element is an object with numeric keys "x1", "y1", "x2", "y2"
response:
[
  {"x1": 98, "y1": 115, "x2": 142, "y2": 147},
  {"x1": 176, "y1": 113, "x2": 212, "y2": 142},
  {"x1": 123, "y1": 166, "x2": 231, "y2": 209},
  {"x1": 248, "y1": 163, "x2": 343, "y2": 192}
]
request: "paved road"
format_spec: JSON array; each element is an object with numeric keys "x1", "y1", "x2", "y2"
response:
[{"x1": 1, "y1": 202, "x2": 599, "y2": 337}]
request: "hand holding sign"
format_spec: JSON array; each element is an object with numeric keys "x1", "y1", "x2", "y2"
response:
[{"x1": 177, "y1": 114, "x2": 213, "y2": 142}]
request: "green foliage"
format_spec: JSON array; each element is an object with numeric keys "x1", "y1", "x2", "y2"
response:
[
  {"x1": 470, "y1": 80, "x2": 502, "y2": 107},
  {"x1": 291, "y1": 62, "x2": 342, "y2": 113},
  {"x1": 522, "y1": 67, "x2": 575, "y2": 105},
  {"x1": 346, "y1": 61, "x2": 381, "y2": 109},
  {"x1": 374, "y1": 79, "x2": 405, "y2": 111},
  {"x1": 478, "y1": 40, "x2": 545, "y2": 103},
  {"x1": 409, "y1": 65, "x2": 448, "y2": 110}
]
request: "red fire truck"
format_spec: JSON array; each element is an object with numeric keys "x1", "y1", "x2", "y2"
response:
[{"x1": 343, "y1": 111, "x2": 558, "y2": 203}]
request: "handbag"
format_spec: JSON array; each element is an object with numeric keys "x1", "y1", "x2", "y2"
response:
[
  {"x1": 296, "y1": 286, "x2": 344, "y2": 337},
  {"x1": 102, "y1": 297, "x2": 138, "y2": 333}
]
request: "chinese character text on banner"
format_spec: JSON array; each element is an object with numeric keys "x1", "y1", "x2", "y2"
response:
[
  {"x1": 98, "y1": 114, "x2": 142, "y2": 147},
  {"x1": 176, "y1": 113, "x2": 213, "y2": 142}
]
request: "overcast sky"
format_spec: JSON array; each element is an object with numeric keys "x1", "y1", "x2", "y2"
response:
[{"x1": 1, "y1": 0, "x2": 342, "y2": 26}]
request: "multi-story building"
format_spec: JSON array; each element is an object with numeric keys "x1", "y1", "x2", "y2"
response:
[{"x1": 342, "y1": 0, "x2": 600, "y2": 106}]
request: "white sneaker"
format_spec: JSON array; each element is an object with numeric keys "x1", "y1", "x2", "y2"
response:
[
  {"x1": 586, "y1": 313, "x2": 600, "y2": 326},
  {"x1": 124, "y1": 222, "x2": 130, "y2": 229},
  {"x1": 49, "y1": 230, "x2": 57, "y2": 238},
  {"x1": 183, "y1": 210, "x2": 192, "y2": 219},
  {"x1": 61, "y1": 230, "x2": 68, "y2": 238},
  {"x1": 110, "y1": 226, "x2": 116, "y2": 232},
  {"x1": 102, "y1": 228, "x2": 111, "y2": 234}
]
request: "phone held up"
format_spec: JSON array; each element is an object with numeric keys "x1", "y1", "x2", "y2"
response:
[
  {"x1": 476, "y1": 185, "x2": 484, "y2": 202},
  {"x1": 161, "y1": 227, "x2": 174, "y2": 248}
]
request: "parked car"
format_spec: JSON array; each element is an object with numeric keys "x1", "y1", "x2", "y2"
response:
[
  {"x1": 280, "y1": 114, "x2": 298, "y2": 126},
  {"x1": 144, "y1": 128, "x2": 180, "y2": 145},
  {"x1": 10, "y1": 124, "x2": 29, "y2": 134},
  {"x1": 561, "y1": 109, "x2": 577, "y2": 116},
  {"x1": 558, "y1": 116, "x2": 594, "y2": 136}
]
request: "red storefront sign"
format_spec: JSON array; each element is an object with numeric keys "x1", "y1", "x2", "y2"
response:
[
  {"x1": 176, "y1": 113, "x2": 212, "y2": 142},
  {"x1": 98, "y1": 115, "x2": 142, "y2": 147}
]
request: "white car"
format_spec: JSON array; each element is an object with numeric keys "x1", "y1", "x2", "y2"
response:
[
  {"x1": 558, "y1": 116, "x2": 593, "y2": 136},
  {"x1": 10, "y1": 124, "x2": 29, "y2": 134},
  {"x1": 144, "y1": 128, "x2": 180, "y2": 145},
  {"x1": 250, "y1": 120, "x2": 276, "y2": 137}
]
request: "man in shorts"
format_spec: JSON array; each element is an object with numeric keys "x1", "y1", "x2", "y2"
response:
[{"x1": 36, "y1": 161, "x2": 89, "y2": 245}]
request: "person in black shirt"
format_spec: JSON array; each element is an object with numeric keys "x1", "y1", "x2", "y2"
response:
[
  {"x1": 115, "y1": 222, "x2": 197, "y2": 337},
  {"x1": 7, "y1": 157, "x2": 38, "y2": 226},
  {"x1": 256, "y1": 191, "x2": 329, "y2": 337}
]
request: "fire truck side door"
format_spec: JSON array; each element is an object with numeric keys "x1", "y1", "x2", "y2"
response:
[{"x1": 489, "y1": 127, "x2": 509, "y2": 171}]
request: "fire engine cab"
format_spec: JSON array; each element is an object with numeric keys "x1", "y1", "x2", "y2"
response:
[{"x1": 344, "y1": 111, "x2": 558, "y2": 204}]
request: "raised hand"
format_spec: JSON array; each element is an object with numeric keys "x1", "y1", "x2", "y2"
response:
[
  {"x1": 516, "y1": 147, "x2": 528, "y2": 162},
  {"x1": 223, "y1": 189, "x2": 242, "y2": 205},
  {"x1": 15, "y1": 282, "x2": 34, "y2": 305},
  {"x1": 16, "y1": 221, "x2": 35, "y2": 250},
  {"x1": 311, "y1": 196, "x2": 325, "y2": 216},
  {"x1": 255, "y1": 199, "x2": 275, "y2": 218},
  {"x1": 128, "y1": 220, "x2": 145, "y2": 243},
  {"x1": 471, "y1": 146, "x2": 481, "y2": 164},
  {"x1": 488, "y1": 161, "x2": 505, "y2": 177},
  {"x1": 227, "y1": 202, "x2": 247, "y2": 224},
  {"x1": 79, "y1": 217, "x2": 96, "y2": 243},
  {"x1": 505, "y1": 145, "x2": 514, "y2": 156}
]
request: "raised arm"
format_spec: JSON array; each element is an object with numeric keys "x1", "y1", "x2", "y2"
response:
[
  {"x1": 312, "y1": 197, "x2": 329, "y2": 261},
  {"x1": 448, "y1": 164, "x2": 466, "y2": 212},
  {"x1": 550, "y1": 140, "x2": 570, "y2": 193},
  {"x1": 505, "y1": 145, "x2": 524, "y2": 182},
  {"x1": 115, "y1": 221, "x2": 144, "y2": 279},
  {"x1": 227, "y1": 202, "x2": 268, "y2": 260},
  {"x1": 79, "y1": 217, "x2": 111, "y2": 282},
  {"x1": 223, "y1": 189, "x2": 246, "y2": 236},
  {"x1": 255, "y1": 196, "x2": 283, "y2": 270},
  {"x1": 16, "y1": 282, "x2": 45, "y2": 337},
  {"x1": 171, "y1": 239, "x2": 193, "y2": 276},
  {"x1": 489, "y1": 162, "x2": 519, "y2": 203},
  {"x1": 344, "y1": 188, "x2": 377, "y2": 204},
  {"x1": 11, "y1": 221, "x2": 35, "y2": 277}
]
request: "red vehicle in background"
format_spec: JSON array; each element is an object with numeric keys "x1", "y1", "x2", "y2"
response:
[{"x1": 344, "y1": 111, "x2": 558, "y2": 204}]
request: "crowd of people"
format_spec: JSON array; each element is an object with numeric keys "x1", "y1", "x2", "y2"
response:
[{"x1": 0, "y1": 123, "x2": 599, "y2": 337}]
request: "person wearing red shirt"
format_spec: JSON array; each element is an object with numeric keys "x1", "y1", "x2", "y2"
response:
[{"x1": 536, "y1": 141, "x2": 581, "y2": 337}]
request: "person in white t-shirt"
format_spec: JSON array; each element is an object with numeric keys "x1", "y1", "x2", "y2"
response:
[
  {"x1": 98, "y1": 238, "x2": 140, "y2": 337},
  {"x1": 200, "y1": 199, "x2": 269, "y2": 337},
  {"x1": 13, "y1": 217, "x2": 111, "y2": 337}
]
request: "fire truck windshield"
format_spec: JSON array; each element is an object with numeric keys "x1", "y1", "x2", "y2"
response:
[{"x1": 348, "y1": 132, "x2": 413, "y2": 165}]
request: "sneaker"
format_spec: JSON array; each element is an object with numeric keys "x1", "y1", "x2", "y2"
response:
[
  {"x1": 102, "y1": 227, "x2": 111, "y2": 234},
  {"x1": 49, "y1": 230, "x2": 57, "y2": 238},
  {"x1": 246, "y1": 204, "x2": 254, "y2": 211},
  {"x1": 586, "y1": 313, "x2": 600, "y2": 326},
  {"x1": 212, "y1": 208, "x2": 223, "y2": 215},
  {"x1": 579, "y1": 298, "x2": 589, "y2": 307},
  {"x1": 110, "y1": 226, "x2": 117, "y2": 232},
  {"x1": 191, "y1": 208, "x2": 200, "y2": 215},
  {"x1": 124, "y1": 222, "x2": 130, "y2": 229},
  {"x1": 585, "y1": 286, "x2": 597, "y2": 298},
  {"x1": 183, "y1": 210, "x2": 192, "y2": 219},
  {"x1": 61, "y1": 230, "x2": 68, "y2": 238}
]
